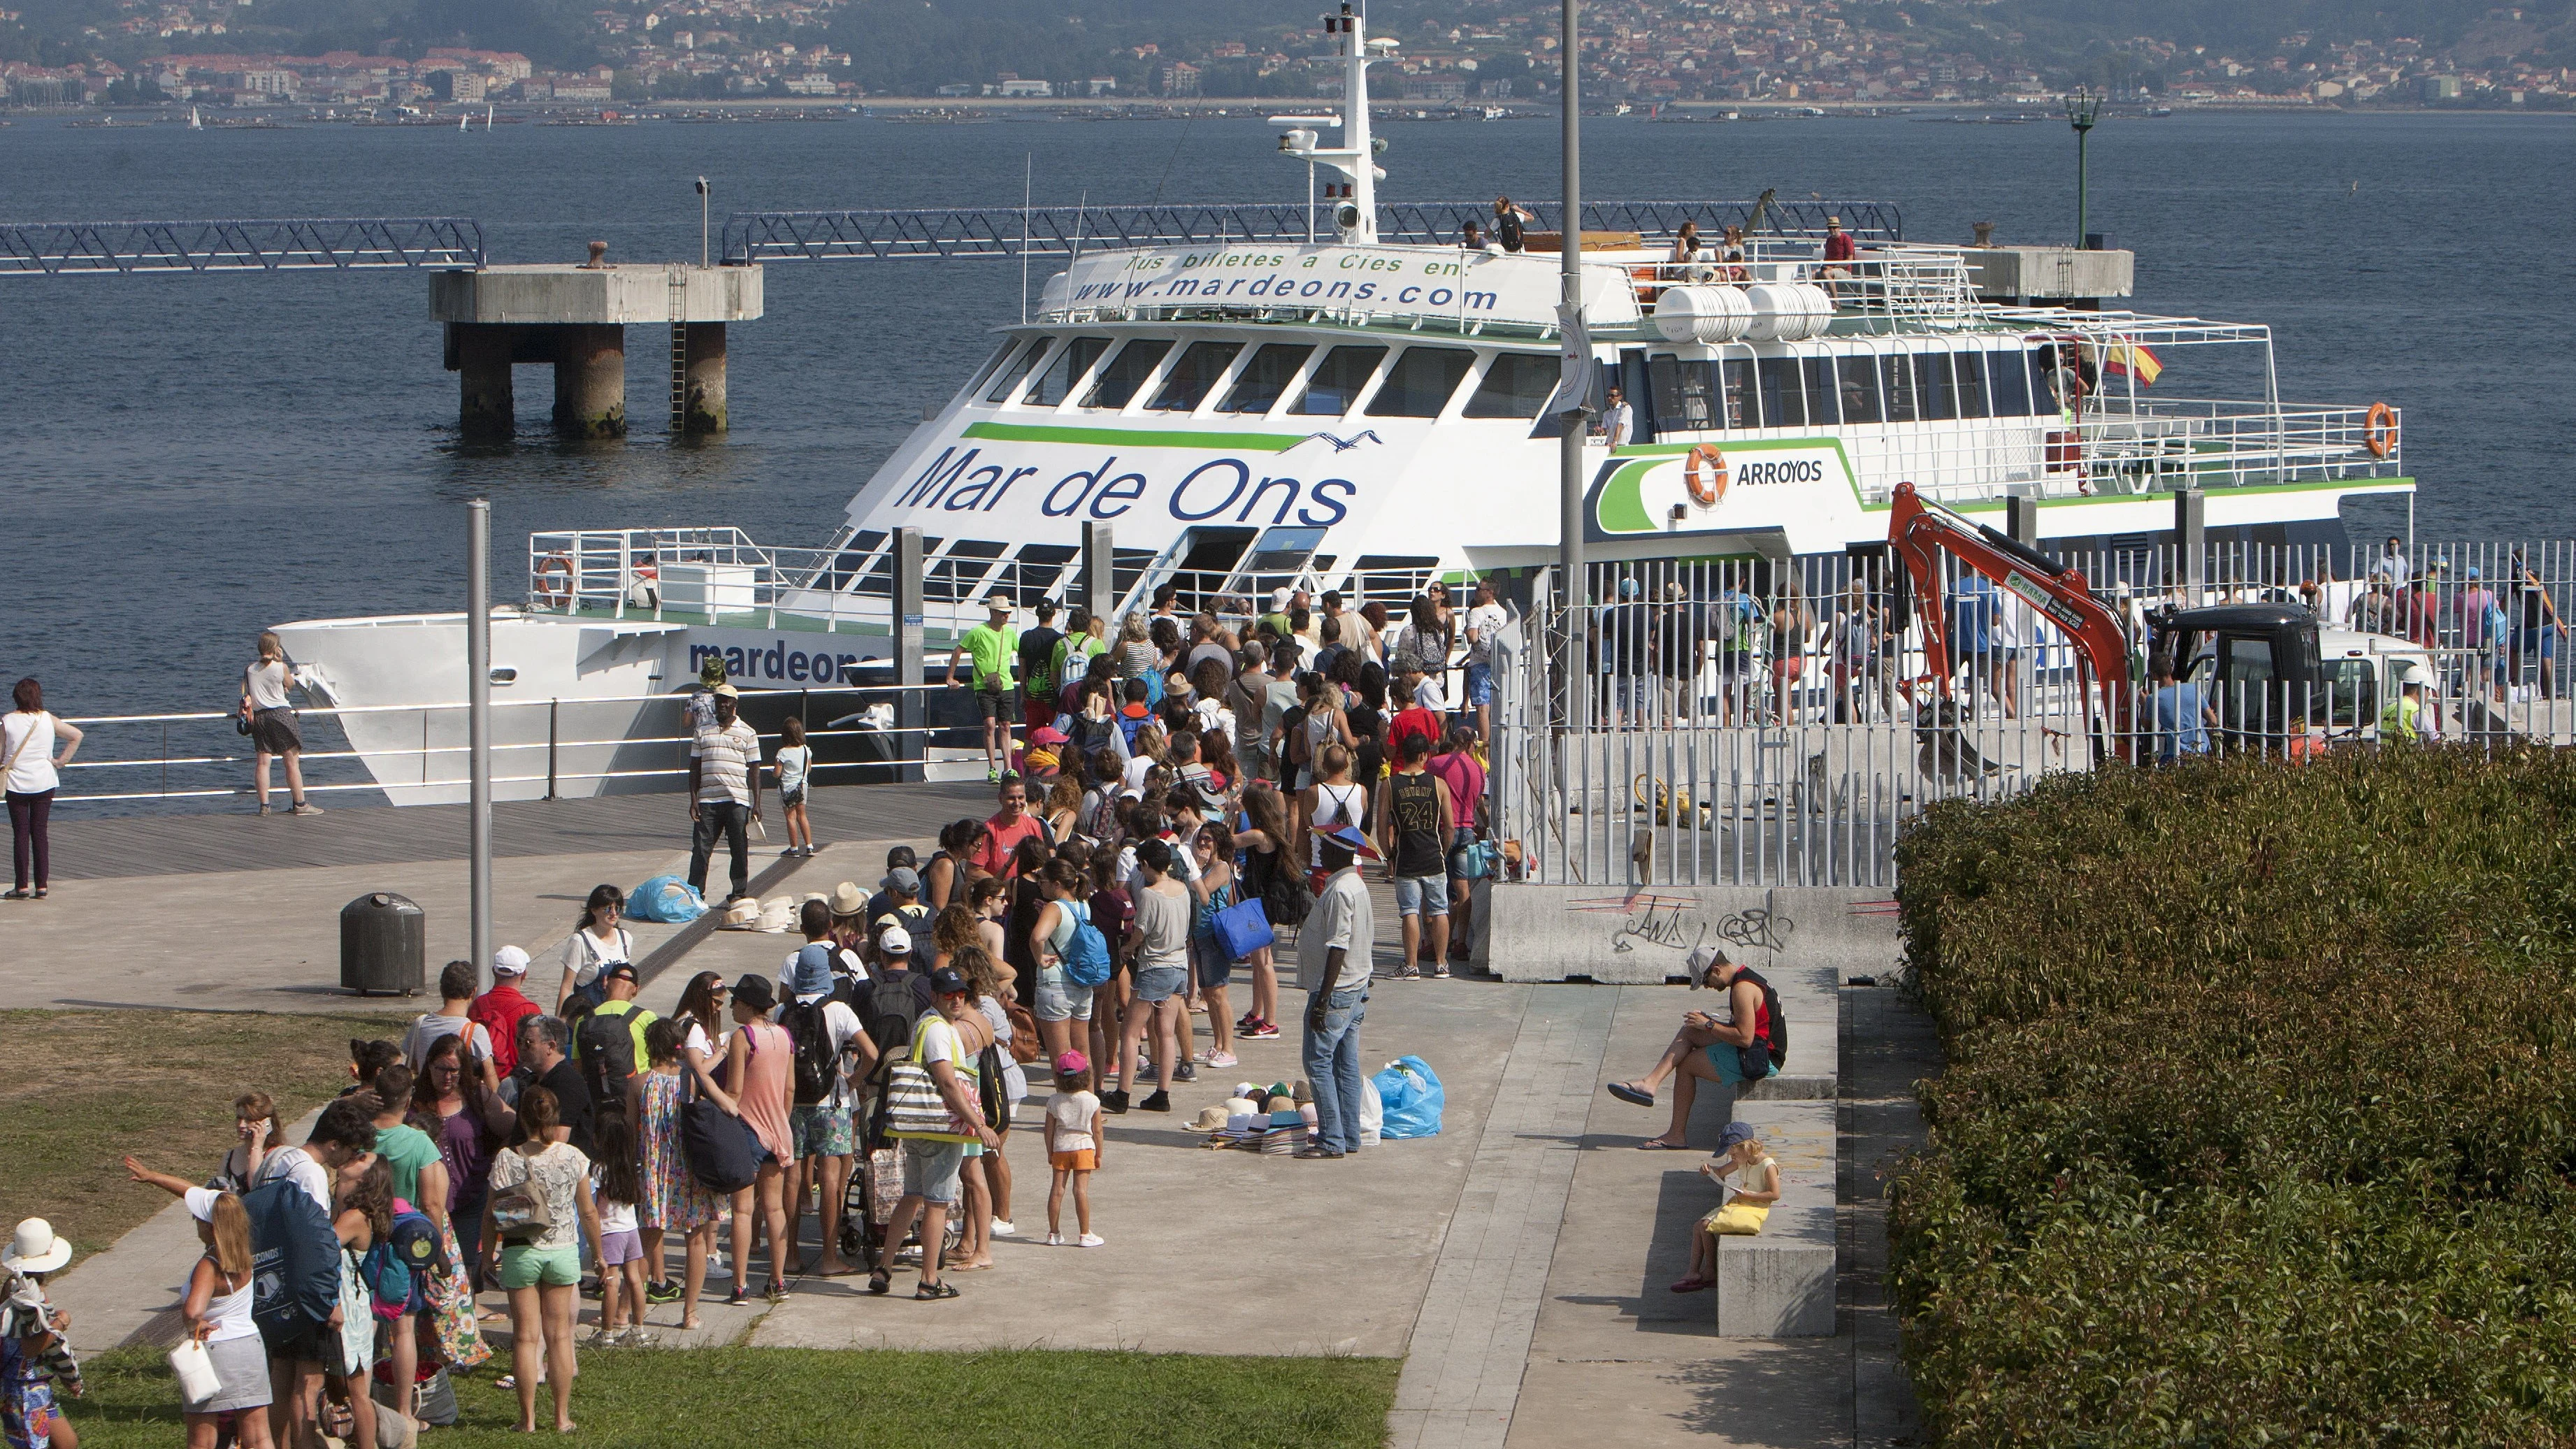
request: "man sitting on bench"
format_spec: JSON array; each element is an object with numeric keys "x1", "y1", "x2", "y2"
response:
[{"x1": 1604, "y1": 945, "x2": 1778, "y2": 1149}]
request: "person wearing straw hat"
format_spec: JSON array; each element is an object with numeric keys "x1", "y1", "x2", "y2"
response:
[{"x1": 1, "y1": 1218, "x2": 80, "y2": 1449}]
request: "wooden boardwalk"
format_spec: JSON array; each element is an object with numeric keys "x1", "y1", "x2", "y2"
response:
[{"x1": 44, "y1": 780, "x2": 1000, "y2": 881}]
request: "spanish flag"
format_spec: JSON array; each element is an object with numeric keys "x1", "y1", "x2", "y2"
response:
[{"x1": 2099, "y1": 342, "x2": 2164, "y2": 387}]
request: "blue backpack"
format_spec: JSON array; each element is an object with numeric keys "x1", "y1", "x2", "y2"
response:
[
  {"x1": 240, "y1": 1178, "x2": 340, "y2": 1350},
  {"x1": 1061, "y1": 900, "x2": 1114, "y2": 988}
]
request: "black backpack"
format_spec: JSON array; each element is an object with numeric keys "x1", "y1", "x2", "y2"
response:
[
  {"x1": 576, "y1": 1004, "x2": 644, "y2": 1104},
  {"x1": 1258, "y1": 852, "x2": 1313, "y2": 929},
  {"x1": 781, "y1": 997, "x2": 838, "y2": 1106},
  {"x1": 866, "y1": 971, "x2": 933, "y2": 1065},
  {"x1": 1732, "y1": 966, "x2": 1790, "y2": 1070}
]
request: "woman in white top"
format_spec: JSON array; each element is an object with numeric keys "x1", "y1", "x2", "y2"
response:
[
  {"x1": 179, "y1": 1188, "x2": 275, "y2": 1435},
  {"x1": 1302, "y1": 742, "x2": 1367, "y2": 876},
  {"x1": 240, "y1": 631, "x2": 321, "y2": 816},
  {"x1": 4, "y1": 677, "x2": 79, "y2": 900},
  {"x1": 557, "y1": 884, "x2": 635, "y2": 1014}
]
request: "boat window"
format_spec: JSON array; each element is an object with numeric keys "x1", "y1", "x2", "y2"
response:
[
  {"x1": 964, "y1": 340, "x2": 1019, "y2": 398},
  {"x1": 983, "y1": 339, "x2": 1051, "y2": 403},
  {"x1": 1880, "y1": 354, "x2": 1920, "y2": 423},
  {"x1": 1218, "y1": 343, "x2": 1314, "y2": 414},
  {"x1": 1290, "y1": 345, "x2": 1389, "y2": 417},
  {"x1": 1082, "y1": 340, "x2": 1172, "y2": 410},
  {"x1": 856, "y1": 535, "x2": 940, "y2": 597},
  {"x1": 826, "y1": 530, "x2": 886, "y2": 593},
  {"x1": 1757, "y1": 356, "x2": 1806, "y2": 428},
  {"x1": 1149, "y1": 341, "x2": 1242, "y2": 412},
  {"x1": 1009, "y1": 542, "x2": 1079, "y2": 598},
  {"x1": 1950, "y1": 353, "x2": 1988, "y2": 419},
  {"x1": 1467, "y1": 353, "x2": 1562, "y2": 420},
  {"x1": 1367, "y1": 347, "x2": 1476, "y2": 419},
  {"x1": 1987, "y1": 349, "x2": 2033, "y2": 417},
  {"x1": 1801, "y1": 357, "x2": 1841, "y2": 427},
  {"x1": 1836, "y1": 356, "x2": 1882, "y2": 424},
  {"x1": 926, "y1": 539, "x2": 1009, "y2": 603},
  {"x1": 1918, "y1": 353, "x2": 1959, "y2": 421},
  {"x1": 1721, "y1": 358, "x2": 1758, "y2": 428},
  {"x1": 1644, "y1": 355, "x2": 1715, "y2": 430},
  {"x1": 1024, "y1": 336, "x2": 1111, "y2": 408}
]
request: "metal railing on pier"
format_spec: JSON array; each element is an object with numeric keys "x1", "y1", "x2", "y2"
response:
[
  {"x1": 1489, "y1": 542, "x2": 2576, "y2": 889},
  {"x1": 0, "y1": 217, "x2": 484, "y2": 275}
]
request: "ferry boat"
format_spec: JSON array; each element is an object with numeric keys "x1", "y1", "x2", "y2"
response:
[{"x1": 275, "y1": 3, "x2": 2412, "y2": 803}]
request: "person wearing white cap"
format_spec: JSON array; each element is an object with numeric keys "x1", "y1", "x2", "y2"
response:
[
  {"x1": 171, "y1": 1188, "x2": 275, "y2": 1436},
  {"x1": 469, "y1": 945, "x2": 544, "y2": 1083},
  {"x1": 943, "y1": 595, "x2": 1021, "y2": 783},
  {"x1": 1, "y1": 1218, "x2": 81, "y2": 1448}
]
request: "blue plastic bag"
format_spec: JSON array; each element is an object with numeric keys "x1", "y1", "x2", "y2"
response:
[
  {"x1": 628, "y1": 874, "x2": 707, "y2": 924},
  {"x1": 1371, "y1": 1055, "x2": 1444, "y2": 1139}
]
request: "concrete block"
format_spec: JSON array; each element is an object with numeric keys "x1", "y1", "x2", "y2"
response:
[
  {"x1": 1715, "y1": 1099, "x2": 1836, "y2": 1337},
  {"x1": 430, "y1": 263, "x2": 765, "y2": 325},
  {"x1": 1962, "y1": 245, "x2": 2134, "y2": 301},
  {"x1": 1483, "y1": 883, "x2": 1778, "y2": 983},
  {"x1": 1766, "y1": 885, "x2": 1904, "y2": 979}
]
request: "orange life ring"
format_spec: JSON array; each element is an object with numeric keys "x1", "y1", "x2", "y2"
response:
[
  {"x1": 535, "y1": 552, "x2": 573, "y2": 604},
  {"x1": 1683, "y1": 444, "x2": 1728, "y2": 507},
  {"x1": 2363, "y1": 401, "x2": 2397, "y2": 459}
]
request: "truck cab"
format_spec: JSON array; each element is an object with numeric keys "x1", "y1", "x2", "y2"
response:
[{"x1": 2156, "y1": 603, "x2": 2434, "y2": 750}]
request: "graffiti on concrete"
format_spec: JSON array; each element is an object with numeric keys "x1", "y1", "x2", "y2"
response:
[
  {"x1": 1607, "y1": 894, "x2": 1704, "y2": 954},
  {"x1": 1715, "y1": 907, "x2": 1794, "y2": 953}
]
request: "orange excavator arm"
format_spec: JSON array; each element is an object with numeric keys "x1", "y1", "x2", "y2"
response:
[{"x1": 1887, "y1": 482, "x2": 2138, "y2": 763}]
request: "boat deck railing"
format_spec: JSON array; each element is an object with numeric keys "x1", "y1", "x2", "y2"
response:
[
  {"x1": 1869, "y1": 398, "x2": 2404, "y2": 505},
  {"x1": 526, "y1": 528, "x2": 1449, "y2": 638}
]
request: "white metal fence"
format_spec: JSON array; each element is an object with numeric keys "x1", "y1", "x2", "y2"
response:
[{"x1": 1489, "y1": 542, "x2": 2576, "y2": 888}]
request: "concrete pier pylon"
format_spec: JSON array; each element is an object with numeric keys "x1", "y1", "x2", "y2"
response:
[
  {"x1": 432, "y1": 255, "x2": 763, "y2": 444},
  {"x1": 552, "y1": 323, "x2": 626, "y2": 439},
  {"x1": 682, "y1": 322, "x2": 728, "y2": 435}
]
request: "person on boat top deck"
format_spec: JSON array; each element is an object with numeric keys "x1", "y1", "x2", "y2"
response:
[
  {"x1": 1718, "y1": 224, "x2": 1748, "y2": 281},
  {"x1": 1491, "y1": 196, "x2": 1532, "y2": 253},
  {"x1": 1604, "y1": 946, "x2": 1778, "y2": 1150},
  {"x1": 1820, "y1": 215, "x2": 1856, "y2": 270},
  {"x1": 944, "y1": 596, "x2": 1020, "y2": 784},
  {"x1": 1459, "y1": 218, "x2": 1486, "y2": 252},
  {"x1": 1600, "y1": 388, "x2": 1634, "y2": 447}
]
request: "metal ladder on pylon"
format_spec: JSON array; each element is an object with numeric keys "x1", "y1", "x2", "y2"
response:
[{"x1": 666, "y1": 268, "x2": 690, "y2": 435}]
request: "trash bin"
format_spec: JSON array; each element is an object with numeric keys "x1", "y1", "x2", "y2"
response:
[{"x1": 340, "y1": 892, "x2": 425, "y2": 996}]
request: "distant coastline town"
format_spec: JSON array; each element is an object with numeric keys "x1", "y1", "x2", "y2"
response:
[{"x1": 0, "y1": 0, "x2": 2566, "y2": 114}]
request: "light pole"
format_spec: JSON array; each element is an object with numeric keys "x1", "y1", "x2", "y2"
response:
[
  {"x1": 1557, "y1": 0, "x2": 1588, "y2": 733},
  {"x1": 695, "y1": 176, "x2": 710, "y2": 268},
  {"x1": 466, "y1": 499, "x2": 492, "y2": 981},
  {"x1": 2063, "y1": 87, "x2": 2101, "y2": 249}
]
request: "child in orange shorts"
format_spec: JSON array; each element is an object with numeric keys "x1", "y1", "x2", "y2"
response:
[{"x1": 1043, "y1": 1051, "x2": 1104, "y2": 1248}]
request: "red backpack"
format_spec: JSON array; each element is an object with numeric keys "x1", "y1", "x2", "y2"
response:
[{"x1": 470, "y1": 988, "x2": 542, "y2": 1079}]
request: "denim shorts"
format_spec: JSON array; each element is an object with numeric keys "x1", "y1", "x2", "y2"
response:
[
  {"x1": 1035, "y1": 966, "x2": 1095, "y2": 1023},
  {"x1": 1464, "y1": 661, "x2": 1495, "y2": 706},
  {"x1": 900, "y1": 1138, "x2": 966, "y2": 1204},
  {"x1": 1132, "y1": 964, "x2": 1188, "y2": 1004},
  {"x1": 1393, "y1": 874, "x2": 1450, "y2": 918},
  {"x1": 1190, "y1": 932, "x2": 1234, "y2": 990}
]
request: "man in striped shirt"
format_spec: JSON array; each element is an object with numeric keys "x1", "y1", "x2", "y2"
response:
[{"x1": 688, "y1": 684, "x2": 763, "y2": 903}]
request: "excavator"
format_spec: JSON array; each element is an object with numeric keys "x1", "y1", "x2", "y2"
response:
[{"x1": 1884, "y1": 481, "x2": 2440, "y2": 765}]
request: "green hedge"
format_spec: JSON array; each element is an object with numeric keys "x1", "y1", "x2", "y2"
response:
[{"x1": 1890, "y1": 747, "x2": 2576, "y2": 1447}]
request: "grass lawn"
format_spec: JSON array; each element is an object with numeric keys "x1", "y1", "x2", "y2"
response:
[
  {"x1": 69, "y1": 1343, "x2": 1403, "y2": 1448},
  {"x1": 0, "y1": 1008, "x2": 415, "y2": 1254}
]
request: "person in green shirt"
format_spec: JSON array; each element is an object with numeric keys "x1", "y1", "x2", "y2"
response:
[
  {"x1": 366, "y1": 1062, "x2": 448, "y2": 1420},
  {"x1": 945, "y1": 595, "x2": 1021, "y2": 782}
]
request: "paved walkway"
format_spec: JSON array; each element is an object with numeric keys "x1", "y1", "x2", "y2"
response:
[{"x1": 26, "y1": 784, "x2": 1929, "y2": 1446}]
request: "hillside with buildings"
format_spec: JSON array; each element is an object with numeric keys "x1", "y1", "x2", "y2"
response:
[{"x1": 1, "y1": 0, "x2": 2566, "y2": 109}]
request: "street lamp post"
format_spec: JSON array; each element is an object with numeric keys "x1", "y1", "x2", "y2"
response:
[{"x1": 2064, "y1": 86, "x2": 2101, "y2": 249}]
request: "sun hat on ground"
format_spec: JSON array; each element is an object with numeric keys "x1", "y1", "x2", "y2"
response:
[{"x1": 1183, "y1": 1105, "x2": 1232, "y2": 1132}]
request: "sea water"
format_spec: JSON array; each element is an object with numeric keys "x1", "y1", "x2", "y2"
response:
[{"x1": 3, "y1": 110, "x2": 2568, "y2": 719}]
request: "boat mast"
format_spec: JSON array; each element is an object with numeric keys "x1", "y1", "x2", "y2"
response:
[{"x1": 1281, "y1": 1, "x2": 1382, "y2": 244}]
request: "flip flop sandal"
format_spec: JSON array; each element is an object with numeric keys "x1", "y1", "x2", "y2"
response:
[
  {"x1": 914, "y1": 1280, "x2": 960, "y2": 1301},
  {"x1": 1635, "y1": 1139, "x2": 1692, "y2": 1151},
  {"x1": 1669, "y1": 1277, "x2": 1715, "y2": 1294},
  {"x1": 1606, "y1": 1082, "x2": 1657, "y2": 1108},
  {"x1": 866, "y1": 1271, "x2": 893, "y2": 1296}
]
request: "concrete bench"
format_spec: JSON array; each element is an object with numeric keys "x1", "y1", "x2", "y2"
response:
[{"x1": 1713, "y1": 1097, "x2": 1836, "y2": 1336}]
